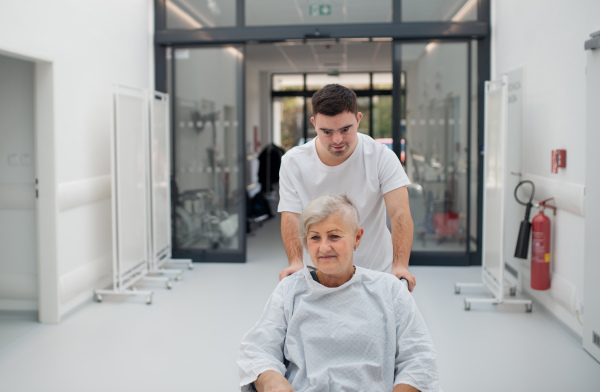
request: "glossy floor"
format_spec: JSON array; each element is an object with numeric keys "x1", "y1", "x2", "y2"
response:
[{"x1": 0, "y1": 215, "x2": 599, "y2": 391}]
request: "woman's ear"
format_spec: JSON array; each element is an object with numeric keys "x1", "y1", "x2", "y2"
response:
[{"x1": 354, "y1": 227, "x2": 364, "y2": 250}]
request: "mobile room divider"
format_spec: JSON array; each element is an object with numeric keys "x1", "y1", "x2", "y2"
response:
[
  {"x1": 148, "y1": 91, "x2": 192, "y2": 276},
  {"x1": 95, "y1": 85, "x2": 171, "y2": 305},
  {"x1": 455, "y1": 75, "x2": 533, "y2": 312}
]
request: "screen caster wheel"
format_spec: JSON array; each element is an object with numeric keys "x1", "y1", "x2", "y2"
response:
[
  {"x1": 94, "y1": 293, "x2": 103, "y2": 303},
  {"x1": 525, "y1": 303, "x2": 532, "y2": 313},
  {"x1": 510, "y1": 287, "x2": 517, "y2": 296},
  {"x1": 166, "y1": 281, "x2": 173, "y2": 290},
  {"x1": 146, "y1": 296, "x2": 153, "y2": 305},
  {"x1": 454, "y1": 285, "x2": 461, "y2": 294},
  {"x1": 464, "y1": 300, "x2": 471, "y2": 311}
]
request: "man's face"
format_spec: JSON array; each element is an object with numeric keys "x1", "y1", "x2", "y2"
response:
[{"x1": 311, "y1": 111, "x2": 363, "y2": 163}]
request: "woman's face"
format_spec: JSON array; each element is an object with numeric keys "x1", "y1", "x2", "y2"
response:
[{"x1": 306, "y1": 212, "x2": 363, "y2": 277}]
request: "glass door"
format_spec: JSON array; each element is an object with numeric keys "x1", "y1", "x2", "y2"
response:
[
  {"x1": 169, "y1": 46, "x2": 246, "y2": 262},
  {"x1": 397, "y1": 41, "x2": 478, "y2": 265}
]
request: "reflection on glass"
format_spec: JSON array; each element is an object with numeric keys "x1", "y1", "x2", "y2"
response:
[
  {"x1": 357, "y1": 97, "x2": 370, "y2": 135},
  {"x1": 273, "y1": 96, "x2": 305, "y2": 151},
  {"x1": 469, "y1": 40, "x2": 478, "y2": 252},
  {"x1": 273, "y1": 74, "x2": 304, "y2": 92},
  {"x1": 402, "y1": 0, "x2": 477, "y2": 22},
  {"x1": 373, "y1": 73, "x2": 393, "y2": 90},
  {"x1": 246, "y1": 0, "x2": 392, "y2": 26},
  {"x1": 401, "y1": 42, "x2": 471, "y2": 253},
  {"x1": 306, "y1": 98, "x2": 316, "y2": 141},
  {"x1": 373, "y1": 95, "x2": 392, "y2": 139},
  {"x1": 166, "y1": 0, "x2": 236, "y2": 29},
  {"x1": 171, "y1": 47, "x2": 243, "y2": 256},
  {"x1": 306, "y1": 73, "x2": 370, "y2": 91}
]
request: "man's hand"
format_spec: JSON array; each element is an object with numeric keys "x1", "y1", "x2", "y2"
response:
[
  {"x1": 254, "y1": 370, "x2": 294, "y2": 392},
  {"x1": 391, "y1": 264, "x2": 416, "y2": 292},
  {"x1": 279, "y1": 262, "x2": 303, "y2": 281},
  {"x1": 384, "y1": 187, "x2": 415, "y2": 292}
]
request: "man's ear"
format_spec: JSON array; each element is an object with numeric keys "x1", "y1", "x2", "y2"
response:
[
  {"x1": 310, "y1": 116, "x2": 316, "y2": 127},
  {"x1": 356, "y1": 112, "x2": 363, "y2": 124}
]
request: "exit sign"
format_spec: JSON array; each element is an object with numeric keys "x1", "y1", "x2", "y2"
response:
[{"x1": 310, "y1": 4, "x2": 331, "y2": 16}]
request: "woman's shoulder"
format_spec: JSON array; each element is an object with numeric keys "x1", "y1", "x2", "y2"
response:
[
  {"x1": 357, "y1": 267, "x2": 409, "y2": 293},
  {"x1": 279, "y1": 268, "x2": 310, "y2": 294}
]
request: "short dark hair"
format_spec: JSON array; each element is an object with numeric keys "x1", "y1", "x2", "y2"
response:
[{"x1": 311, "y1": 84, "x2": 358, "y2": 117}]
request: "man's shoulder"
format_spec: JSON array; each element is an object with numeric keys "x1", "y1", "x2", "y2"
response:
[{"x1": 281, "y1": 141, "x2": 314, "y2": 163}]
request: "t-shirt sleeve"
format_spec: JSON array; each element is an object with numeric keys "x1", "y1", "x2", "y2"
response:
[
  {"x1": 238, "y1": 283, "x2": 288, "y2": 389},
  {"x1": 277, "y1": 155, "x2": 303, "y2": 214},
  {"x1": 379, "y1": 147, "x2": 410, "y2": 195},
  {"x1": 393, "y1": 283, "x2": 441, "y2": 392}
]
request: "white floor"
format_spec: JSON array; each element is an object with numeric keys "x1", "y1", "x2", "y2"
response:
[{"x1": 0, "y1": 215, "x2": 599, "y2": 392}]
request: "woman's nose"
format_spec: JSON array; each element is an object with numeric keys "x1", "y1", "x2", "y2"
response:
[{"x1": 319, "y1": 240, "x2": 332, "y2": 252}]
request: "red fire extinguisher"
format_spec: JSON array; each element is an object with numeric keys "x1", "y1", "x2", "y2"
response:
[{"x1": 530, "y1": 198, "x2": 555, "y2": 290}]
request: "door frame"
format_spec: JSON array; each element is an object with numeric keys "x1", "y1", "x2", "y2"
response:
[
  {"x1": 153, "y1": 0, "x2": 490, "y2": 266},
  {"x1": 0, "y1": 46, "x2": 59, "y2": 323}
]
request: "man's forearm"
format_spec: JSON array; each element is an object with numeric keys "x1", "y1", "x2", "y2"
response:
[
  {"x1": 392, "y1": 383, "x2": 419, "y2": 392},
  {"x1": 391, "y1": 211, "x2": 414, "y2": 269},
  {"x1": 281, "y1": 212, "x2": 303, "y2": 266}
]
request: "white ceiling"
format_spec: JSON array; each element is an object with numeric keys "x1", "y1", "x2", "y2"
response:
[
  {"x1": 246, "y1": 40, "x2": 429, "y2": 74},
  {"x1": 246, "y1": 40, "x2": 393, "y2": 73}
]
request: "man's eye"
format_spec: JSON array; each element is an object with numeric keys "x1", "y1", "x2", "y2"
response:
[
  {"x1": 324, "y1": 131, "x2": 332, "y2": 136},
  {"x1": 341, "y1": 128, "x2": 349, "y2": 133}
]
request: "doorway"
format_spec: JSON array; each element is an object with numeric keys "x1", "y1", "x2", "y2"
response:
[
  {"x1": 246, "y1": 39, "x2": 478, "y2": 265},
  {"x1": 0, "y1": 48, "x2": 59, "y2": 325},
  {"x1": 0, "y1": 54, "x2": 38, "y2": 316}
]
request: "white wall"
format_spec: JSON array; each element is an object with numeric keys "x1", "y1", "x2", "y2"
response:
[
  {"x1": 493, "y1": 0, "x2": 600, "y2": 337},
  {"x1": 0, "y1": 0, "x2": 153, "y2": 321}
]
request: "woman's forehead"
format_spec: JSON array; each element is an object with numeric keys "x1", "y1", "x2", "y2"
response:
[{"x1": 308, "y1": 213, "x2": 350, "y2": 231}]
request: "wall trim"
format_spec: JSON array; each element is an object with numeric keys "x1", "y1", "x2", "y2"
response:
[
  {"x1": 523, "y1": 173, "x2": 585, "y2": 217},
  {"x1": 57, "y1": 175, "x2": 111, "y2": 212}
]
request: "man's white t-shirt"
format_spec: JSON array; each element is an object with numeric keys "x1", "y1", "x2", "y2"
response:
[{"x1": 278, "y1": 133, "x2": 410, "y2": 272}]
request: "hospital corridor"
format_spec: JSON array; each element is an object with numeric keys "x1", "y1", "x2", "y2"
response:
[
  {"x1": 2, "y1": 0, "x2": 600, "y2": 391},
  {"x1": 0, "y1": 215, "x2": 598, "y2": 391}
]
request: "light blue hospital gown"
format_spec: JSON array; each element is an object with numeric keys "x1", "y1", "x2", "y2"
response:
[{"x1": 238, "y1": 267, "x2": 441, "y2": 392}]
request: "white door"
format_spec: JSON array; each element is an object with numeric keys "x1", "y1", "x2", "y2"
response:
[{"x1": 0, "y1": 54, "x2": 38, "y2": 311}]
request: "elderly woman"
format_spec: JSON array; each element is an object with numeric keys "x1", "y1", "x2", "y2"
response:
[{"x1": 238, "y1": 194, "x2": 440, "y2": 392}]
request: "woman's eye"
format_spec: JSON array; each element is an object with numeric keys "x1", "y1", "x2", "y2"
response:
[
  {"x1": 310, "y1": 236, "x2": 320, "y2": 241},
  {"x1": 329, "y1": 235, "x2": 340, "y2": 240}
]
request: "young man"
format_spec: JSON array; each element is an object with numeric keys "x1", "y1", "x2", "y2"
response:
[{"x1": 277, "y1": 84, "x2": 416, "y2": 291}]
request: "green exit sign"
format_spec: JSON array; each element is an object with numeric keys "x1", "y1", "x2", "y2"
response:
[{"x1": 309, "y1": 4, "x2": 331, "y2": 16}]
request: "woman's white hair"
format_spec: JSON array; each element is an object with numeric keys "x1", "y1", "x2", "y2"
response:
[{"x1": 299, "y1": 194, "x2": 360, "y2": 249}]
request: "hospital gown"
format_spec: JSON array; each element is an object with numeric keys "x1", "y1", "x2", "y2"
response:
[{"x1": 238, "y1": 267, "x2": 441, "y2": 392}]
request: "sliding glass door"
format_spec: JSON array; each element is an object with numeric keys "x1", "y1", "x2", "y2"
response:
[
  {"x1": 169, "y1": 46, "x2": 246, "y2": 262},
  {"x1": 397, "y1": 41, "x2": 478, "y2": 265}
]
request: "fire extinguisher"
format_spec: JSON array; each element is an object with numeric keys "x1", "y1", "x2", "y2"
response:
[
  {"x1": 514, "y1": 181, "x2": 555, "y2": 290},
  {"x1": 531, "y1": 198, "x2": 556, "y2": 290}
]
